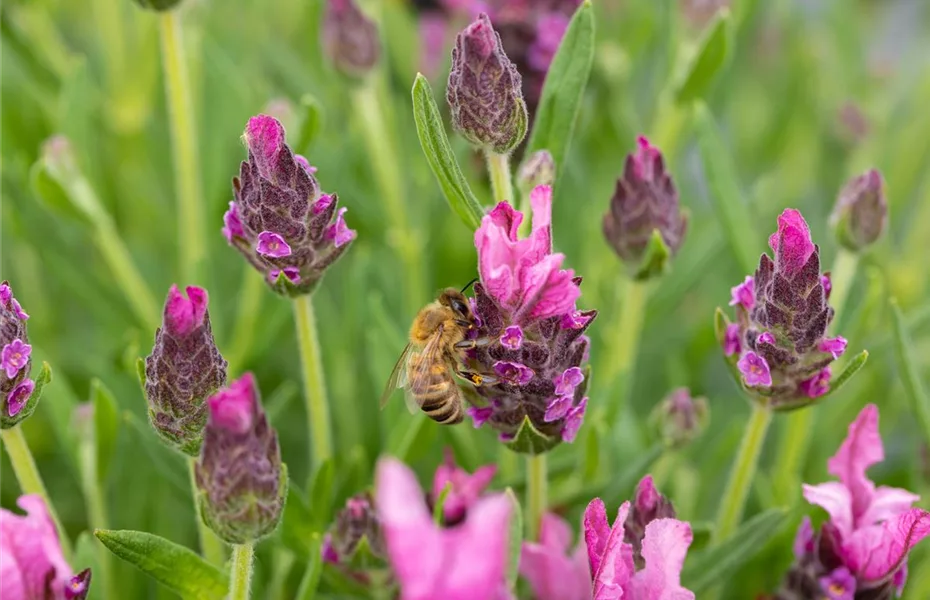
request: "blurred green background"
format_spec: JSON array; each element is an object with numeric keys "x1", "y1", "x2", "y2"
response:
[{"x1": 2, "y1": 0, "x2": 930, "y2": 597}]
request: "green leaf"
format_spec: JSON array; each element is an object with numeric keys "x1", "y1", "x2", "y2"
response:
[
  {"x1": 674, "y1": 9, "x2": 733, "y2": 104},
  {"x1": 295, "y1": 93, "x2": 323, "y2": 152},
  {"x1": 91, "y1": 379, "x2": 119, "y2": 483},
  {"x1": 433, "y1": 482, "x2": 452, "y2": 525},
  {"x1": 281, "y1": 484, "x2": 315, "y2": 559},
  {"x1": 30, "y1": 156, "x2": 92, "y2": 227},
  {"x1": 892, "y1": 300, "x2": 930, "y2": 443},
  {"x1": 689, "y1": 521, "x2": 714, "y2": 552},
  {"x1": 693, "y1": 102, "x2": 759, "y2": 274},
  {"x1": 525, "y1": 0, "x2": 595, "y2": 185},
  {"x1": 633, "y1": 229, "x2": 672, "y2": 280},
  {"x1": 504, "y1": 488, "x2": 522, "y2": 591},
  {"x1": 309, "y1": 458, "x2": 335, "y2": 533},
  {"x1": 411, "y1": 73, "x2": 485, "y2": 230},
  {"x1": 94, "y1": 529, "x2": 228, "y2": 600},
  {"x1": 681, "y1": 508, "x2": 790, "y2": 594},
  {"x1": 504, "y1": 416, "x2": 561, "y2": 455},
  {"x1": 296, "y1": 534, "x2": 324, "y2": 600},
  {"x1": 825, "y1": 350, "x2": 869, "y2": 398},
  {"x1": 122, "y1": 412, "x2": 189, "y2": 497},
  {"x1": 135, "y1": 357, "x2": 146, "y2": 389}
]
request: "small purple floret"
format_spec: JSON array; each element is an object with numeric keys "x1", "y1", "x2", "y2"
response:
[
  {"x1": 758, "y1": 331, "x2": 775, "y2": 345},
  {"x1": 818, "y1": 567, "x2": 856, "y2": 600},
  {"x1": 737, "y1": 351, "x2": 772, "y2": 387},
  {"x1": 724, "y1": 323, "x2": 741, "y2": 357},
  {"x1": 269, "y1": 267, "x2": 301, "y2": 284},
  {"x1": 325, "y1": 207, "x2": 356, "y2": 248},
  {"x1": 561, "y1": 398, "x2": 587, "y2": 442},
  {"x1": 7, "y1": 380, "x2": 35, "y2": 416},
  {"x1": 799, "y1": 367, "x2": 831, "y2": 398},
  {"x1": 64, "y1": 569, "x2": 92, "y2": 600},
  {"x1": 729, "y1": 275, "x2": 755, "y2": 310},
  {"x1": 1, "y1": 339, "x2": 31, "y2": 379},
  {"x1": 493, "y1": 361, "x2": 534, "y2": 386},
  {"x1": 820, "y1": 336, "x2": 847, "y2": 359},
  {"x1": 553, "y1": 367, "x2": 584, "y2": 396},
  {"x1": 499, "y1": 325, "x2": 523, "y2": 350},
  {"x1": 256, "y1": 231, "x2": 293, "y2": 258},
  {"x1": 222, "y1": 202, "x2": 244, "y2": 242},
  {"x1": 543, "y1": 395, "x2": 572, "y2": 422},
  {"x1": 467, "y1": 405, "x2": 493, "y2": 428}
]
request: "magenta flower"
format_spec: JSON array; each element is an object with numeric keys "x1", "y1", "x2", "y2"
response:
[
  {"x1": 225, "y1": 115, "x2": 355, "y2": 296},
  {"x1": 144, "y1": 285, "x2": 227, "y2": 455},
  {"x1": 7, "y1": 380, "x2": 36, "y2": 418},
  {"x1": 622, "y1": 476, "x2": 678, "y2": 568},
  {"x1": 0, "y1": 495, "x2": 91, "y2": 600},
  {"x1": 520, "y1": 513, "x2": 592, "y2": 600},
  {"x1": 376, "y1": 457, "x2": 511, "y2": 600},
  {"x1": 737, "y1": 351, "x2": 772, "y2": 387},
  {"x1": 819, "y1": 567, "x2": 856, "y2": 600},
  {"x1": 729, "y1": 276, "x2": 754, "y2": 310},
  {"x1": 2, "y1": 339, "x2": 31, "y2": 379},
  {"x1": 820, "y1": 336, "x2": 848, "y2": 359},
  {"x1": 724, "y1": 323, "x2": 741, "y2": 356},
  {"x1": 1, "y1": 281, "x2": 38, "y2": 426},
  {"x1": 798, "y1": 367, "x2": 831, "y2": 399},
  {"x1": 321, "y1": 0, "x2": 381, "y2": 77},
  {"x1": 430, "y1": 449, "x2": 497, "y2": 524},
  {"x1": 768, "y1": 208, "x2": 815, "y2": 276}
]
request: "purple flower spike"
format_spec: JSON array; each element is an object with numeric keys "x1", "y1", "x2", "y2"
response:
[
  {"x1": 500, "y1": 325, "x2": 524, "y2": 350},
  {"x1": 256, "y1": 231, "x2": 293, "y2": 258},
  {"x1": 226, "y1": 115, "x2": 355, "y2": 296},
  {"x1": 7, "y1": 380, "x2": 35, "y2": 417},
  {"x1": 729, "y1": 276, "x2": 755, "y2": 310},
  {"x1": 819, "y1": 567, "x2": 856, "y2": 600},
  {"x1": 2, "y1": 339, "x2": 31, "y2": 379},
  {"x1": 768, "y1": 208, "x2": 815, "y2": 277},
  {"x1": 323, "y1": 493, "x2": 385, "y2": 565},
  {"x1": 493, "y1": 361, "x2": 535, "y2": 386},
  {"x1": 737, "y1": 351, "x2": 772, "y2": 387},
  {"x1": 322, "y1": 0, "x2": 381, "y2": 78},
  {"x1": 561, "y1": 397, "x2": 587, "y2": 443},
  {"x1": 820, "y1": 336, "x2": 847, "y2": 359},
  {"x1": 724, "y1": 323, "x2": 741, "y2": 356}
]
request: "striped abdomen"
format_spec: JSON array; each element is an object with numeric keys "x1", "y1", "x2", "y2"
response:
[{"x1": 407, "y1": 352, "x2": 464, "y2": 424}]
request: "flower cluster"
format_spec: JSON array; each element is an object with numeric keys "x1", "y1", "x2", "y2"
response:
[
  {"x1": 465, "y1": 185, "x2": 596, "y2": 453},
  {"x1": 194, "y1": 373, "x2": 286, "y2": 544},
  {"x1": 0, "y1": 495, "x2": 92, "y2": 600},
  {"x1": 144, "y1": 285, "x2": 228, "y2": 455},
  {"x1": 603, "y1": 137, "x2": 688, "y2": 280},
  {"x1": 224, "y1": 115, "x2": 355, "y2": 297},
  {"x1": 321, "y1": 0, "x2": 381, "y2": 78},
  {"x1": 777, "y1": 404, "x2": 930, "y2": 599},
  {"x1": 1, "y1": 282, "x2": 37, "y2": 428},
  {"x1": 720, "y1": 209, "x2": 845, "y2": 410}
]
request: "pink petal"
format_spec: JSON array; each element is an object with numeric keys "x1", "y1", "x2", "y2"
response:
[
  {"x1": 443, "y1": 494, "x2": 512, "y2": 600},
  {"x1": 585, "y1": 501, "x2": 634, "y2": 600},
  {"x1": 520, "y1": 514, "x2": 592, "y2": 600},
  {"x1": 827, "y1": 404, "x2": 883, "y2": 524},
  {"x1": 768, "y1": 208, "x2": 815, "y2": 276},
  {"x1": 584, "y1": 498, "x2": 610, "y2": 576},
  {"x1": 845, "y1": 509, "x2": 930, "y2": 582},
  {"x1": 857, "y1": 486, "x2": 921, "y2": 531},
  {"x1": 519, "y1": 254, "x2": 580, "y2": 321},
  {"x1": 527, "y1": 185, "x2": 553, "y2": 259},
  {"x1": 802, "y1": 482, "x2": 854, "y2": 538},
  {"x1": 245, "y1": 115, "x2": 285, "y2": 180},
  {"x1": 0, "y1": 495, "x2": 73, "y2": 600},
  {"x1": 207, "y1": 373, "x2": 257, "y2": 434},
  {"x1": 164, "y1": 284, "x2": 208, "y2": 337},
  {"x1": 630, "y1": 519, "x2": 695, "y2": 600}
]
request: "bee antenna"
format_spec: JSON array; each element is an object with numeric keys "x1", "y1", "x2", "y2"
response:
[{"x1": 460, "y1": 278, "x2": 479, "y2": 293}]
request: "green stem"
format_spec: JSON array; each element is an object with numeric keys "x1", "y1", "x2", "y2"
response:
[
  {"x1": 526, "y1": 453, "x2": 547, "y2": 540},
  {"x1": 160, "y1": 10, "x2": 205, "y2": 285},
  {"x1": 604, "y1": 279, "x2": 650, "y2": 423},
  {"x1": 827, "y1": 248, "x2": 859, "y2": 328},
  {"x1": 714, "y1": 402, "x2": 773, "y2": 542},
  {"x1": 229, "y1": 542, "x2": 255, "y2": 600},
  {"x1": 487, "y1": 151, "x2": 514, "y2": 206},
  {"x1": 93, "y1": 223, "x2": 161, "y2": 330},
  {"x1": 352, "y1": 83, "x2": 425, "y2": 312},
  {"x1": 188, "y1": 458, "x2": 226, "y2": 566},
  {"x1": 293, "y1": 294, "x2": 333, "y2": 472},
  {"x1": 0, "y1": 427, "x2": 72, "y2": 558},
  {"x1": 79, "y1": 426, "x2": 115, "y2": 600},
  {"x1": 225, "y1": 267, "x2": 266, "y2": 374}
]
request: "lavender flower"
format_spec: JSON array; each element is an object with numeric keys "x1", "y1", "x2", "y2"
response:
[
  {"x1": 719, "y1": 209, "x2": 846, "y2": 410},
  {"x1": 466, "y1": 186, "x2": 596, "y2": 453},
  {"x1": 144, "y1": 285, "x2": 227, "y2": 455},
  {"x1": 446, "y1": 13, "x2": 528, "y2": 154},
  {"x1": 829, "y1": 169, "x2": 887, "y2": 252},
  {"x1": 603, "y1": 137, "x2": 688, "y2": 280},
  {"x1": 225, "y1": 115, "x2": 355, "y2": 297},
  {"x1": 1, "y1": 281, "x2": 41, "y2": 428},
  {"x1": 650, "y1": 388, "x2": 709, "y2": 449},
  {"x1": 622, "y1": 476, "x2": 677, "y2": 569},
  {"x1": 194, "y1": 374, "x2": 286, "y2": 544},
  {"x1": 321, "y1": 0, "x2": 381, "y2": 78},
  {"x1": 322, "y1": 493, "x2": 385, "y2": 566}
]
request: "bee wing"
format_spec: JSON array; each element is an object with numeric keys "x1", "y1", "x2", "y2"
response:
[
  {"x1": 402, "y1": 325, "x2": 453, "y2": 415},
  {"x1": 379, "y1": 343, "x2": 413, "y2": 409}
]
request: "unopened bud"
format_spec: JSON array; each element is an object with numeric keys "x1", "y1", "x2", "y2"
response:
[
  {"x1": 622, "y1": 475, "x2": 676, "y2": 569},
  {"x1": 322, "y1": 0, "x2": 381, "y2": 78},
  {"x1": 650, "y1": 388, "x2": 708, "y2": 448},
  {"x1": 322, "y1": 493, "x2": 385, "y2": 565},
  {"x1": 517, "y1": 150, "x2": 555, "y2": 197},
  {"x1": 446, "y1": 13, "x2": 528, "y2": 154},
  {"x1": 830, "y1": 168, "x2": 887, "y2": 252}
]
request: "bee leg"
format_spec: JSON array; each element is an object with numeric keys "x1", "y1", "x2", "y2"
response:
[
  {"x1": 454, "y1": 337, "x2": 493, "y2": 350},
  {"x1": 453, "y1": 364, "x2": 498, "y2": 387}
]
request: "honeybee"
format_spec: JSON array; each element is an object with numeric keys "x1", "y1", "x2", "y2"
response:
[{"x1": 380, "y1": 286, "x2": 493, "y2": 424}]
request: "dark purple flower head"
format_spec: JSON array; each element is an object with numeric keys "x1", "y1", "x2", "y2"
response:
[
  {"x1": 830, "y1": 169, "x2": 887, "y2": 252},
  {"x1": 720, "y1": 209, "x2": 845, "y2": 410},
  {"x1": 321, "y1": 0, "x2": 381, "y2": 78},
  {"x1": 226, "y1": 115, "x2": 355, "y2": 297},
  {"x1": 651, "y1": 387, "x2": 709, "y2": 449},
  {"x1": 322, "y1": 493, "x2": 386, "y2": 566},
  {"x1": 446, "y1": 13, "x2": 528, "y2": 154},
  {"x1": 603, "y1": 137, "x2": 688, "y2": 280},
  {"x1": 1, "y1": 281, "x2": 39, "y2": 428},
  {"x1": 466, "y1": 188, "x2": 596, "y2": 453},
  {"x1": 144, "y1": 285, "x2": 227, "y2": 456},
  {"x1": 195, "y1": 373, "x2": 286, "y2": 544},
  {"x1": 622, "y1": 475, "x2": 677, "y2": 569}
]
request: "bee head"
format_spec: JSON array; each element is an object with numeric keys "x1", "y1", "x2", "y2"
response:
[{"x1": 438, "y1": 288, "x2": 471, "y2": 322}]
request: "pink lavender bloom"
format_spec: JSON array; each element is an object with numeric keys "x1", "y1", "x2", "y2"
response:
[
  {"x1": 778, "y1": 404, "x2": 930, "y2": 599},
  {"x1": 2, "y1": 339, "x2": 31, "y2": 379},
  {"x1": 720, "y1": 209, "x2": 845, "y2": 409},
  {"x1": 822, "y1": 274, "x2": 833, "y2": 299},
  {"x1": 195, "y1": 373, "x2": 285, "y2": 544},
  {"x1": 1, "y1": 281, "x2": 38, "y2": 427},
  {"x1": 430, "y1": 449, "x2": 497, "y2": 524},
  {"x1": 466, "y1": 186, "x2": 595, "y2": 452},
  {"x1": 793, "y1": 516, "x2": 815, "y2": 558},
  {"x1": 603, "y1": 137, "x2": 688, "y2": 280},
  {"x1": 144, "y1": 285, "x2": 227, "y2": 455},
  {"x1": 830, "y1": 169, "x2": 887, "y2": 252},
  {"x1": 0, "y1": 495, "x2": 91, "y2": 600},
  {"x1": 376, "y1": 457, "x2": 512, "y2": 600},
  {"x1": 446, "y1": 13, "x2": 528, "y2": 154},
  {"x1": 520, "y1": 513, "x2": 592, "y2": 600},
  {"x1": 651, "y1": 388, "x2": 709, "y2": 449},
  {"x1": 225, "y1": 115, "x2": 355, "y2": 296},
  {"x1": 321, "y1": 0, "x2": 381, "y2": 78}
]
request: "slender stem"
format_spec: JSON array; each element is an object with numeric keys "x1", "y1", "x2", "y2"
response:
[
  {"x1": 93, "y1": 223, "x2": 161, "y2": 330},
  {"x1": 525, "y1": 453, "x2": 547, "y2": 540},
  {"x1": 160, "y1": 11, "x2": 205, "y2": 285},
  {"x1": 79, "y1": 427, "x2": 115, "y2": 600},
  {"x1": 827, "y1": 248, "x2": 859, "y2": 328},
  {"x1": 225, "y1": 266, "x2": 266, "y2": 374},
  {"x1": 229, "y1": 542, "x2": 255, "y2": 600},
  {"x1": 604, "y1": 279, "x2": 650, "y2": 423},
  {"x1": 293, "y1": 294, "x2": 333, "y2": 471},
  {"x1": 188, "y1": 458, "x2": 226, "y2": 566},
  {"x1": 714, "y1": 402, "x2": 773, "y2": 542},
  {"x1": 0, "y1": 427, "x2": 73, "y2": 558},
  {"x1": 487, "y1": 151, "x2": 514, "y2": 205}
]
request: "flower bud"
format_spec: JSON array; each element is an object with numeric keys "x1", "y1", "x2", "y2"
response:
[
  {"x1": 829, "y1": 168, "x2": 887, "y2": 252},
  {"x1": 225, "y1": 115, "x2": 356, "y2": 297},
  {"x1": 195, "y1": 374, "x2": 286, "y2": 544},
  {"x1": 446, "y1": 13, "x2": 528, "y2": 154},
  {"x1": 517, "y1": 150, "x2": 555, "y2": 197},
  {"x1": 321, "y1": 0, "x2": 381, "y2": 78},
  {"x1": 144, "y1": 285, "x2": 228, "y2": 455},
  {"x1": 1, "y1": 281, "x2": 40, "y2": 428},
  {"x1": 322, "y1": 493, "x2": 385, "y2": 565},
  {"x1": 132, "y1": 0, "x2": 183, "y2": 11},
  {"x1": 622, "y1": 475, "x2": 676, "y2": 569},
  {"x1": 603, "y1": 137, "x2": 688, "y2": 280},
  {"x1": 650, "y1": 387, "x2": 708, "y2": 448}
]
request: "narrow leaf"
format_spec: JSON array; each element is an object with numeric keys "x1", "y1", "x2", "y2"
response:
[
  {"x1": 281, "y1": 485, "x2": 314, "y2": 559},
  {"x1": 91, "y1": 379, "x2": 119, "y2": 483},
  {"x1": 309, "y1": 458, "x2": 335, "y2": 533},
  {"x1": 94, "y1": 529, "x2": 228, "y2": 600},
  {"x1": 674, "y1": 9, "x2": 732, "y2": 104},
  {"x1": 891, "y1": 300, "x2": 930, "y2": 444},
  {"x1": 822, "y1": 350, "x2": 869, "y2": 400},
  {"x1": 504, "y1": 488, "x2": 523, "y2": 591},
  {"x1": 525, "y1": 0, "x2": 595, "y2": 185},
  {"x1": 122, "y1": 412, "x2": 189, "y2": 497},
  {"x1": 411, "y1": 73, "x2": 484, "y2": 230},
  {"x1": 682, "y1": 508, "x2": 790, "y2": 594},
  {"x1": 296, "y1": 534, "x2": 324, "y2": 600},
  {"x1": 694, "y1": 102, "x2": 759, "y2": 274},
  {"x1": 296, "y1": 93, "x2": 323, "y2": 152}
]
